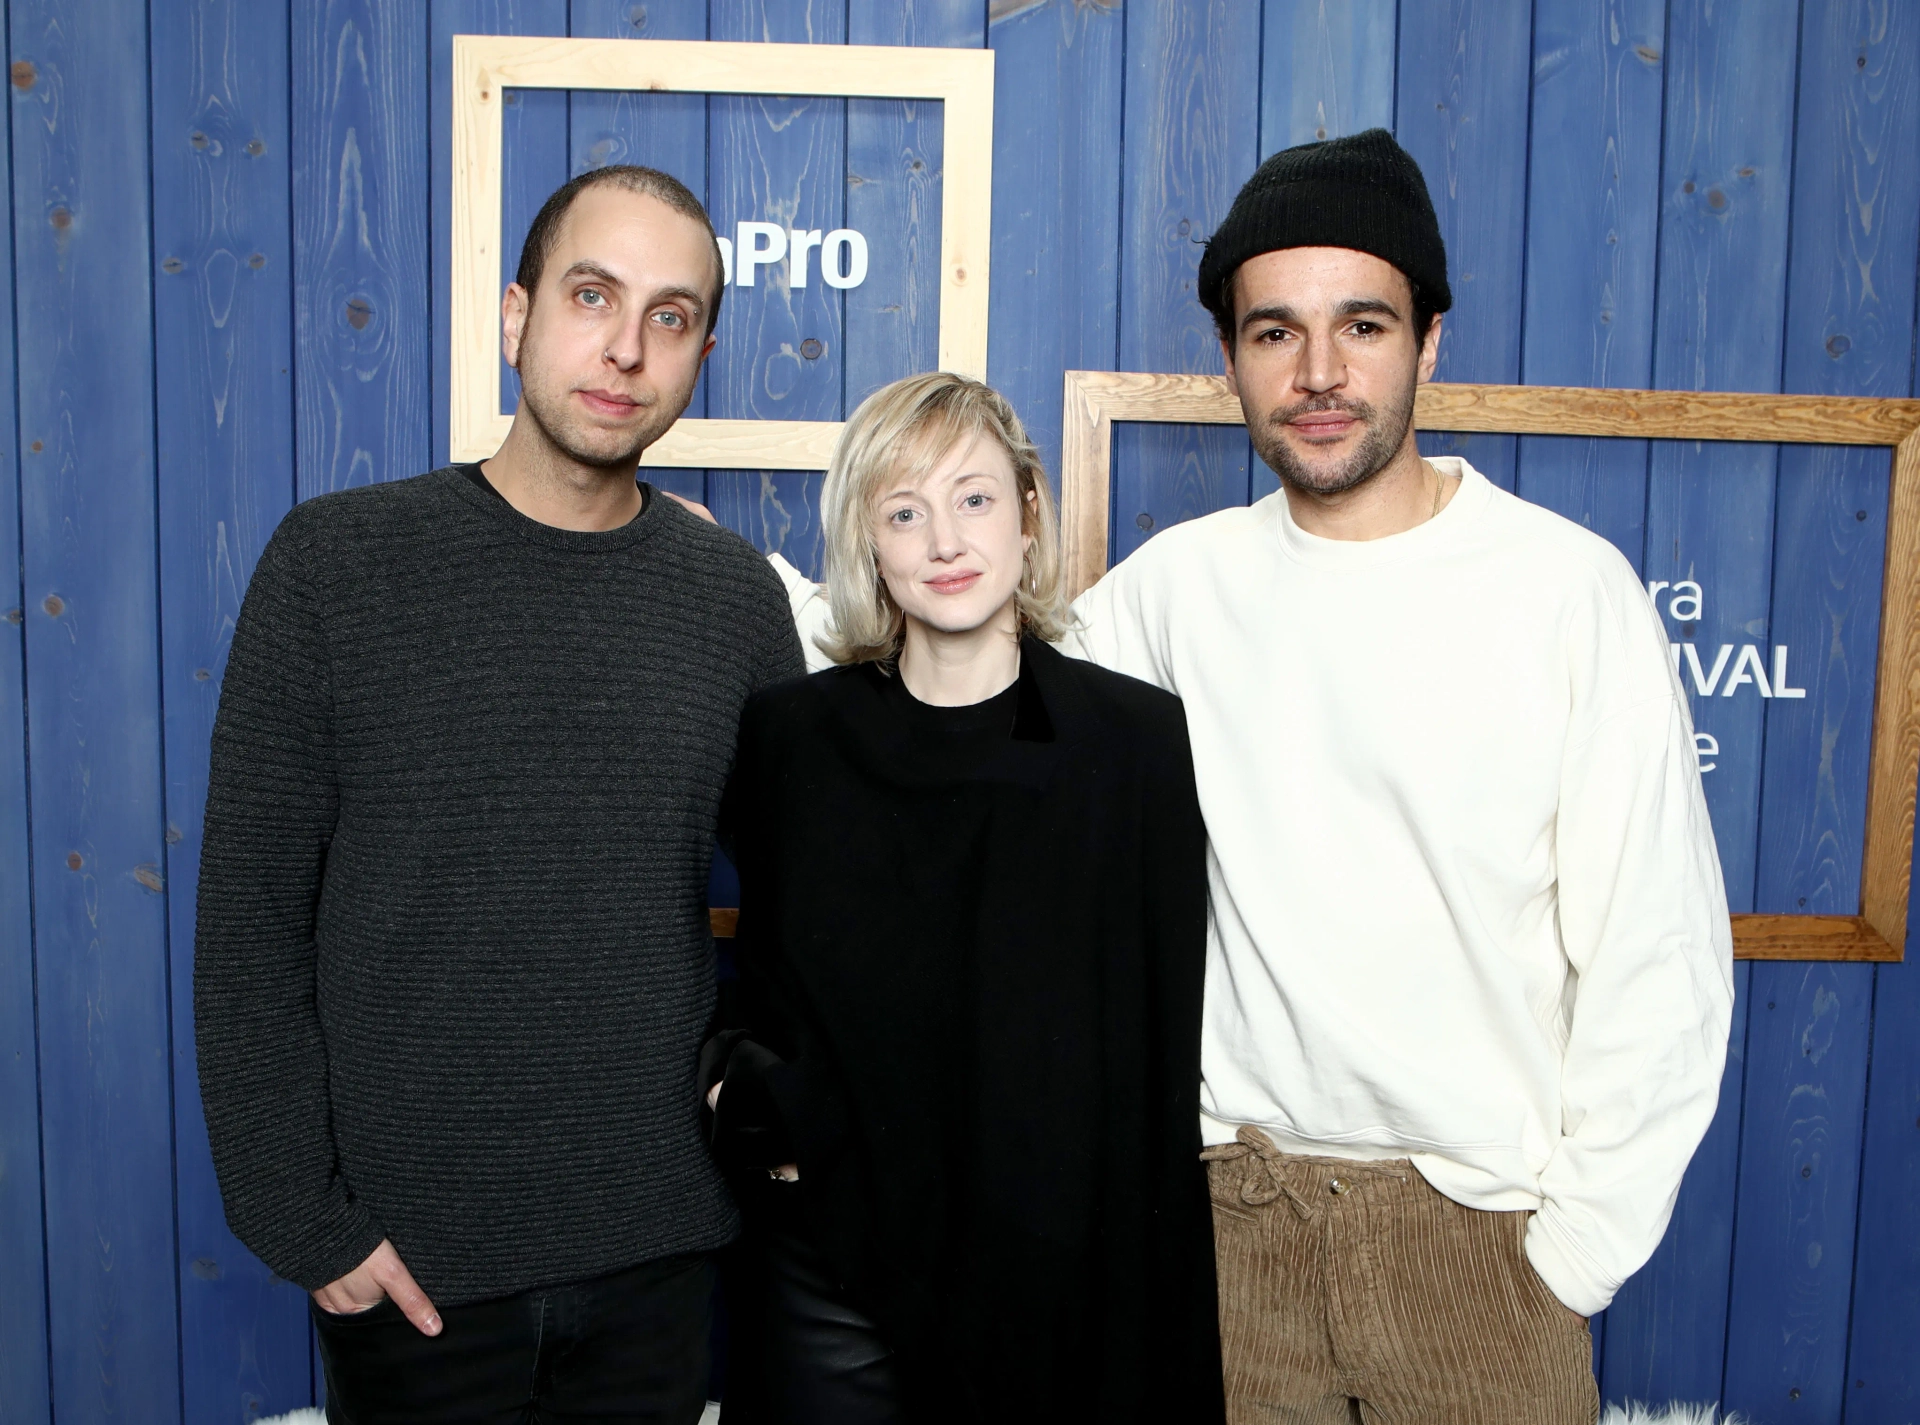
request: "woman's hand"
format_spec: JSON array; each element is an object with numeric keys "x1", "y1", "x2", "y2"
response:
[
  {"x1": 663, "y1": 490, "x2": 718, "y2": 524},
  {"x1": 708, "y1": 1079, "x2": 798, "y2": 1179}
]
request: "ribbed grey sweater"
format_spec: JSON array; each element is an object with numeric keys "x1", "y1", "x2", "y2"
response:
[{"x1": 194, "y1": 468, "x2": 803, "y2": 1304}]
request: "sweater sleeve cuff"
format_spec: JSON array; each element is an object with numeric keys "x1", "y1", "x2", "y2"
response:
[
  {"x1": 1523, "y1": 1207, "x2": 1618, "y2": 1318},
  {"x1": 766, "y1": 552, "x2": 818, "y2": 611},
  {"x1": 709, "y1": 1038, "x2": 798, "y2": 1170},
  {"x1": 264, "y1": 1201, "x2": 387, "y2": 1295},
  {"x1": 765, "y1": 553, "x2": 837, "y2": 673}
]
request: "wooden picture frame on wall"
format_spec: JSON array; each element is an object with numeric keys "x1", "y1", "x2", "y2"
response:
[
  {"x1": 1060, "y1": 370, "x2": 1920, "y2": 964},
  {"x1": 448, "y1": 34, "x2": 994, "y2": 468}
]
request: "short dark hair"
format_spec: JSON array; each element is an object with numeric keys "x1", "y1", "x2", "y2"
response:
[
  {"x1": 1210, "y1": 264, "x2": 1443, "y2": 349},
  {"x1": 515, "y1": 165, "x2": 725, "y2": 335}
]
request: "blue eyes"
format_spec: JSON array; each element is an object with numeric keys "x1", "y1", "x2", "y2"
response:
[
  {"x1": 575, "y1": 290, "x2": 689, "y2": 329},
  {"x1": 887, "y1": 494, "x2": 991, "y2": 525}
]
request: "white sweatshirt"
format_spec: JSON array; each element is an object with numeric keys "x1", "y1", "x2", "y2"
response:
[{"x1": 770, "y1": 456, "x2": 1735, "y2": 1316}]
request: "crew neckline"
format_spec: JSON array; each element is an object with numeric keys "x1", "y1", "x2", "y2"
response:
[
  {"x1": 442, "y1": 464, "x2": 664, "y2": 552},
  {"x1": 877, "y1": 659, "x2": 1024, "y2": 735},
  {"x1": 1267, "y1": 455, "x2": 1490, "y2": 569}
]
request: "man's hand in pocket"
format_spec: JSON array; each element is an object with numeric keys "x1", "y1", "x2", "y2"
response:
[{"x1": 312, "y1": 1239, "x2": 442, "y2": 1336}]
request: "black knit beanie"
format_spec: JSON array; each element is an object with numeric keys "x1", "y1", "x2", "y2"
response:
[{"x1": 1197, "y1": 128, "x2": 1451, "y2": 331}]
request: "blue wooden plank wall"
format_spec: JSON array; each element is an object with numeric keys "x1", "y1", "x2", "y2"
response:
[{"x1": 3, "y1": 2, "x2": 1918, "y2": 1420}]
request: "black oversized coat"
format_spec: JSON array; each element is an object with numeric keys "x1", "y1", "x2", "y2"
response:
[{"x1": 710, "y1": 637, "x2": 1223, "y2": 1424}]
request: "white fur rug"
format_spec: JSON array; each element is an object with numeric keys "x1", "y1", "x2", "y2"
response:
[{"x1": 261, "y1": 1403, "x2": 1722, "y2": 1424}]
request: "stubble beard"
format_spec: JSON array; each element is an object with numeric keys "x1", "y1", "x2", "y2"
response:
[
  {"x1": 1249, "y1": 376, "x2": 1417, "y2": 498},
  {"x1": 514, "y1": 332, "x2": 695, "y2": 472}
]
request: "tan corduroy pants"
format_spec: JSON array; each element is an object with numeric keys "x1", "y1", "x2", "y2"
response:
[{"x1": 1203, "y1": 1127, "x2": 1599, "y2": 1425}]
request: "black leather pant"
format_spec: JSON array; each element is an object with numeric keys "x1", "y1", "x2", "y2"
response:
[{"x1": 723, "y1": 1177, "x2": 903, "y2": 1425}]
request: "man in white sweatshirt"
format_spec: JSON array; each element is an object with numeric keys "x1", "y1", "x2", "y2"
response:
[
  {"x1": 768, "y1": 128, "x2": 1732, "y2": 1423},
  {"x1": 1065, "y1": 129, "x2": 1732, "y2": 1422}
]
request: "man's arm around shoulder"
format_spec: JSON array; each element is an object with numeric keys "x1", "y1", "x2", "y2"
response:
[{"x1": 1058, "y1": 533, "x2": 1181, "y2": 692}]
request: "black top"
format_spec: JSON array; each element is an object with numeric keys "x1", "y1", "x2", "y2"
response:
[
  {"x1": 194, "y1": 468, "x2": 803, "y2": 1304},
  {"x1": 877, "y1": 659, "x2": 1024, "y2": 737},
  {"x1": 461, "y1": 459, "x2": 508, "y2": 501},
  {"x1": 711, "y1": 639, "x2": 1223, "y2": 1424}
]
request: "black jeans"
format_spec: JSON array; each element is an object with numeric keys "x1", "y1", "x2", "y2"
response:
[
  {"x1": 722, "y1": 1177, "x2": 903, "y2": 1425},
  {"x1": 313, "y1": 1252, "x2": 716, "y2": 1425}
]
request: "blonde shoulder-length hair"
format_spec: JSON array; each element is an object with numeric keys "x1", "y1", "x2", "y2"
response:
[{"x1": 817, "y1": 371, "x2": 1070, "y2": 666}]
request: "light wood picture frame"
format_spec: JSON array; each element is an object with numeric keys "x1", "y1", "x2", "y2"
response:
[
  {"x1": 1060, "y1": 370, "x2": 1920, "y2": 964},
  {"x1": 449, "y1": 35, "x2": 994, "y2": 467}
]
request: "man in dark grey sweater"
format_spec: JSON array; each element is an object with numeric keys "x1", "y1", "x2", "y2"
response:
[{"x1": 195, "y1": 166, "x2": 801, "y2": 1424}]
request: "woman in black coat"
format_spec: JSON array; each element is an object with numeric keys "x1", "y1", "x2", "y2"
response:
[{"x1": 706, "y1": 372, "x2": 1222, "y2": 1425}]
